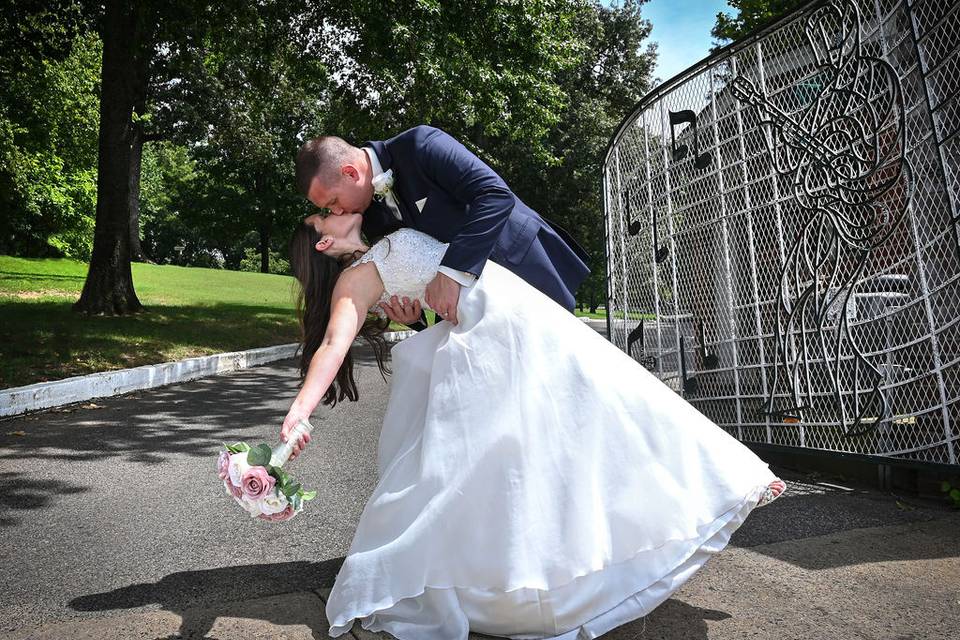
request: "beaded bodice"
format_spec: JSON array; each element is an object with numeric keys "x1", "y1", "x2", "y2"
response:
[{"x1": 348, "y1": 228, "x2": 448, "y2": 317}]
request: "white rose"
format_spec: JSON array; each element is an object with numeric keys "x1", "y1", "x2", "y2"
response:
[
  {"x1": 228, "y1": 452, "x2": 250, "y2": 487},
  {"x1": 258, "y1": 490, "x2": 289, "y2": 515},
  {"x1": 236, "y1": 493, "x2": 263, "y2": 517}
]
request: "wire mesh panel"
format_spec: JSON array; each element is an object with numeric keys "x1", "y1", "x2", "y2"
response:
[{"x1": 603, "y1": 0, "x2": 960, "y2": 465}]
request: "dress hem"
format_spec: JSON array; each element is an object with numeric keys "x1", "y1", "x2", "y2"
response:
[{"x1": 327, "y1": 482, "x2": 768, "y2": 638}]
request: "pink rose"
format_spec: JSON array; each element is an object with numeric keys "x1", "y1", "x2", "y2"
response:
[
  {"x1": 224, "y1": 479, "x2": 242, "y2": 499},
  {"x1": 241, "y1": 466, "x2": 276, "y2": 500},
  {"x1": 258, "y1": 504, "x2": 296, "y2": 522},
  {"x1": 217, "y1": 451, "x2": 230, "y2": 480}
]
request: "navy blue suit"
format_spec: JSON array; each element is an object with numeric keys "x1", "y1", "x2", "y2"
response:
[{"x1": 362, "y1": 126, "x2": 590, "y2": 311}]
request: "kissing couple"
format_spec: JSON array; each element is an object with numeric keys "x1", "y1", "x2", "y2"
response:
[{"x1": 280, "y1": 125, "x2": 785, "y2": 639}]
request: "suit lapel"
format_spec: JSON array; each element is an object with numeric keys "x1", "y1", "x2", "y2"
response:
[{"x1": 367, "y1": 138, "x2": 416, "y2": 227}]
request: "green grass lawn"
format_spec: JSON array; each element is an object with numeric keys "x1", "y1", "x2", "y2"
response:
[
  {"x1": 573, "y1": 309, "x2": 651, "y2": 321},
  {"x1": 0, "y1": 256, "x2": 310, "y2": 389},
  {"x1": 572, "y1": 308, "x2": 607, "y2": 320},
  {"x1": 0, "y1": 255, "x2": 612, "y2": 389}
]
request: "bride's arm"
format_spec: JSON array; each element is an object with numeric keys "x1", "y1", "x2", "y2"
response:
[{"x1": 280, "y1": 263, "x2": 384, "y2": 455}]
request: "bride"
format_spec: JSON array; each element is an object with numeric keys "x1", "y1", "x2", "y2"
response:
[{"x1": 280, "y1": 212, "x2": 785, "y2": 640}]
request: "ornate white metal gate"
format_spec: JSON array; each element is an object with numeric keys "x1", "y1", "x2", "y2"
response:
[{"x1": 603, "y1": 0, "x2": 960, "y2": 466}]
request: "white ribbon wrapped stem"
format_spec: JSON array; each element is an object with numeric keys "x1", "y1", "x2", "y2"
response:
[{"x1": 270, "y1": 418, "x2": 314, "y2": 467}]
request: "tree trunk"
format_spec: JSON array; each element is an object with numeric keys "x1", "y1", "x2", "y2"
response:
[
  {"x1": 128, "y1": 122, "x2": 146, "y2": 262},
  {"x1": 259, "y1": 216, "x2": 271, "y2": 274},
  {"x1": 257, "y1": 205, "x2": 273, "y2": 273},
  {"x1": 74, "y1": 0, "x2": 148, "y2": 315}
]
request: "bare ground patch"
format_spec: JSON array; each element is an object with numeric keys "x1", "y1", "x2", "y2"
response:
[{"x1": 0, "y1": 289, "x2": 77, "y2": 300}]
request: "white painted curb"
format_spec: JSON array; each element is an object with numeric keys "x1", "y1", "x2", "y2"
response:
[{"x1": 0, "y1": 330, "x2": 417, "y2": 418}]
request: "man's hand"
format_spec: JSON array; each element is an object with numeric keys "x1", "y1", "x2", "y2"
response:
[
  {"x1": 379, "y1": 296, "x2": 423, "y2": 326},
  {"x1": 280, "y1": 407, "x2": 313, "y2": 461},
  {"x1": 424, "y1": 272, "x2": 461, "y2": 325}
]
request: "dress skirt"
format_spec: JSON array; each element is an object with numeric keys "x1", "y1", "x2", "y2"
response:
[{"x1": 324, "y1": 260, "x2": 777, "y2": 639}]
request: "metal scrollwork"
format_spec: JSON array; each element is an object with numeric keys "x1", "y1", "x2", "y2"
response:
[
  {"x1": 733, "y1": 0, "x2": 911, "y2": 436},
  {"x1": 604, "y1": 0, "x2": 960, "y2": 467}
]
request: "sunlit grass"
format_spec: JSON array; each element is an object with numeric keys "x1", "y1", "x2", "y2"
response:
[
  {"x1": 0, "y1": 255, "x2": 619, "y2": 388},
  {"x1": 0, "y1": 255, "x2": 304, "y2": 388}
]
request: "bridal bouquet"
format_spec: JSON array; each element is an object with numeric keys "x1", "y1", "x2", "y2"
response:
[{"x1": 217, "y1": 418, "x2": 317, "y2": 522}]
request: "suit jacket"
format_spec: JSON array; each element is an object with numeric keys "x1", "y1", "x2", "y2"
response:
[{"x1": 362, "y1": 125, "x2": 590, "y2": 311}]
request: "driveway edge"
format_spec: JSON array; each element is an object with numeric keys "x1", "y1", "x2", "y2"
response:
[{"x1": 0, "y1": 330, "x2": 417, "y2": 418}]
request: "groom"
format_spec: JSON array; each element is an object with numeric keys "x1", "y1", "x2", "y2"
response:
[{"x1": 294, "y1": 125, "x2": 589, "y2": 327}]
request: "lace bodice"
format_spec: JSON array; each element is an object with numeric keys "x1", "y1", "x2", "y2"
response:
[{"x1": 349, "y1": 228, "x2": 448, "y2": 317}]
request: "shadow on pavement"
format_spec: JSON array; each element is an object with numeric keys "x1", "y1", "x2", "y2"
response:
[
  {"x1": 1, "y1": 363, "x2": 304, "y2": 462},
  {"x1": 69, "y1": 557, "x2": 344, "y2": 640},
  {"x1": 0, "y1": 470, "x2": 89, "y2": 527},
  {"x1": 0, "y1": 348, "x2": 389, "y2": 527},
  {"x1": 67, "y1": 555, "x2": 731, "y2": 640},
  {"x1": 730, "y1": 470, "x2": 958, "y2": 569},
  {"x1": 638, "y1": 599, "x2": 731, "y2": 639}
]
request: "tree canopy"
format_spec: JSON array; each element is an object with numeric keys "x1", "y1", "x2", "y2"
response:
[
  {"x1": 2, "y1": 0, "x2": 658, "y2": 313},
  {"x1": 711, "y1": 0, "x2": 807, "y2": 49}
]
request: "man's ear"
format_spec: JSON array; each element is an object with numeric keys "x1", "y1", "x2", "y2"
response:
[
  {"x1": 315, "y1": 236, "x2": 334, "y2": 252},
  {"x1": 342, "y1": 164, "x2": 360, "y2": 182}
]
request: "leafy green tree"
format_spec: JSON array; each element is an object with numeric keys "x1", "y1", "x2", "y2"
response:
[
  {"x1": 138, "y1": 140, "x2": 205, "y2": 265},
  {"x1": 299, "y1": 0, "x2": 656, "y2": 310},
  {"x1": 711, "y1": 0, "x2": 806, "y2": 48},
  {"x1": 189, "y1": 0, "x2": 328, "y2": 273},
  {"x1": 0, "y1": 1, "x2": 100, "y2": 259},
  {"x1": 492, "y1": 0, "x2": 657, "y2": 312},
  {"x1": 74, "y1": 0, "x2": 275, "y2": 311},
  {"x1": 301, "y1": 0, "x2": 585, "y2": 166}
]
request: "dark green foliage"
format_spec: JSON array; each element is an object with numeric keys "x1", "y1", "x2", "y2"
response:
[
  {"x1": 3, "y1": 0, "x2": 659, "y2": 307},
  {"x1": 711, "y1": 0, "x2": 807, "y2": 49},
  {"x1": 0, "y1": 2, "x2": 101, "y2": 259},
  {"x1": 491, "y1": 0, "x2": 657, "y2": 311}
]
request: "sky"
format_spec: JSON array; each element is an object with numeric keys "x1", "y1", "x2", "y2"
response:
[{"x1": 638, "y1": 0, "x2": 733, "y2": 84}]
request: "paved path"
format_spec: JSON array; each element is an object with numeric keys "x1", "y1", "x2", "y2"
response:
[{"x1": 1, "y1": 348, "x2": 958, "y2": 640}]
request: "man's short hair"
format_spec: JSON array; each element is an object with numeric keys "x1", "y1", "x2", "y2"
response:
[{"x1": 295, "y1": 136, "x2": 355, "y2": 196}]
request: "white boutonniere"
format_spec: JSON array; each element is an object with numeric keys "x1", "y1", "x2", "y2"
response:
[{"x1": 371, "y1": 169, "x2": 395, "y2": 202}]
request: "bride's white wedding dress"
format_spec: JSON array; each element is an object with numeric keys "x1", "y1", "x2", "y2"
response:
[{"x1": 324, "y1": 228, "x2": 782, "y2": 639}]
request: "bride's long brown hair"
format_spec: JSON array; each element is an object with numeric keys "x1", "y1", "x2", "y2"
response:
[{"x1": 288, "y1": 221, "x2": 390, "y2": 406}]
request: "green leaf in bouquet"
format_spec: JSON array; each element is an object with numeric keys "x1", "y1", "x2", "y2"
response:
[
  {"x1": 224, "y1": 442, "x2": 251, "y2": 454},
  {"x1": 247, "y1": 443, "x2": 273, "y2": 467},
  {"x1": 292, "y1": 493, "x2": 302, "y2": 511},
  {"x1": 282, "y1": 482, "x2": 302, "y2": 497},
  {"x1": 300, "y1": 490, "x2": 317, "y2": 501}
]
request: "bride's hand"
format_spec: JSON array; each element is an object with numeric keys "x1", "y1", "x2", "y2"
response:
[
  {"x1": 379, "y1": 295, "x2": 422, "y2": 326},
  {"x1": 281, "y1": 408, "x2": 313, "y2": 461}
]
